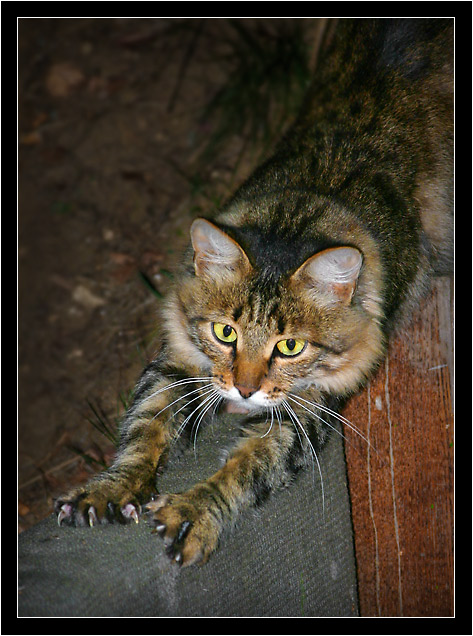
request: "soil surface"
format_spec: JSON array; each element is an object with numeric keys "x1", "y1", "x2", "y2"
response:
[{"x1": 18, "y1": 18, "x2": 318, "y2": 531}]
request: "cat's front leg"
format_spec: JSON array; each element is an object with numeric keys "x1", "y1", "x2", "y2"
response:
[
  {"x1": 54, "y1": 410, "x2": 171, "y2": 526},
  {"x1": 55, "y1": 368, "x2": 209, "y2": 526},
  {"x1": 145, "y1": 420, "x2": 303, "y2": 566}
]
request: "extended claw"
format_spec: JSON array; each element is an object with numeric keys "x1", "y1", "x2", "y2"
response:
[
  {"x1": 176, "y1": 520, "x2": 191, "y2": 543},
  {"x1": 121, "y1": 503, "x2": 140, "y2": 524},
  {"x1": 173, "y1": 551, "x2": 183, "y2": 566},
  {"x1": 88, "y1": 506, "x2": 99, "y2": 527},
  {"x1": 155, "y1": 523, "x2": 166, "y2": 536},
  {"x1": 57, "y1": 503, "x2": 72, "y2": 526}
]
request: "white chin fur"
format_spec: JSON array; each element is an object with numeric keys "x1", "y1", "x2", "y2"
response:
[{"x1": 222, "y1": 388, "x2": 277, "y2": 414}]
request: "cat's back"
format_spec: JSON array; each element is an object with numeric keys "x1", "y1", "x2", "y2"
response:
[
  {"x1": 373, "y1": 18, "x2": 453, "y2": 275},
  {"x1": 357, "y1": 19, "x2": 453, "y2": 276},
  {"x1": 232, "y1": 20, "x2": 452, "y2": 249},
  {"x1": 374, "y1": 18, "x2": 452, "y2": 87},
  {"x1": 216, "y1": 19, "x2": 453, "y2": 321},
  {"x1": 316, "y1": 19, "x2": 452, "y2": 101}
]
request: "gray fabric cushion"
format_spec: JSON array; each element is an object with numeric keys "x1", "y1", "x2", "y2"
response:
[{"x1": 18, "y1": 415, "x2": 359, "y2": 617}]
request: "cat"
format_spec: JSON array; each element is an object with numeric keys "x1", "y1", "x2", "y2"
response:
[{"x1": 55, "y1": 18, "x2": 453, "y2": 567}]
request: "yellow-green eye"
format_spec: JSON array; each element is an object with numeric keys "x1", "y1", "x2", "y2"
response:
[
  {"x1": 276, "y1": 338, "x2": 306, "y2": 357},
  {"x1": 212, "y1": 323, "x2": 237, "y2": 344}
]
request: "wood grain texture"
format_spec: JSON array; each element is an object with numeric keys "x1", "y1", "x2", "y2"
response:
[{"x1": 343, "y1": 277, "x2": 454, "y2": 616}]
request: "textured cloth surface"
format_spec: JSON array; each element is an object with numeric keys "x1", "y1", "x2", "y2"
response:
[{"x1": 18, "y1": 415, "x2": 359, "y2": 617}]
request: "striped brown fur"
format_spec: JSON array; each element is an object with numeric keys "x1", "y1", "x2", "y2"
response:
[{"x1": 55, "y1": 19, "x2": 452, "y2": 567}]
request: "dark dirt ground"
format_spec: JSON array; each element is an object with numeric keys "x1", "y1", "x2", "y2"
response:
[{"x1": 18, "y1": 18, "x2": 322, "y2": 531}]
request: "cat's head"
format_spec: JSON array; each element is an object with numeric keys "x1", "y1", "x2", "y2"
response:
[{"x1": 163, "y1": 218, "x2": 384, "y2": 412}]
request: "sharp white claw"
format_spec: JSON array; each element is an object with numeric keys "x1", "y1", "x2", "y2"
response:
[
  {"x1": 122, "y1": 503, "x2": 139, "y2": 523},
  {"x1": 88, "y1": 506, "x2": 98, "y2": 527},
  {"x1": 57, "y1": 504, "x2": 72, "y2": 526},
  {"x1": 174, "y1": 552, "x2": 183, "y2": 565}
]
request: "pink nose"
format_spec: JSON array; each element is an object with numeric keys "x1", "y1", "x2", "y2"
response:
[{"x1": 235, "y1": 384, "x2": 258, "y2": 399}]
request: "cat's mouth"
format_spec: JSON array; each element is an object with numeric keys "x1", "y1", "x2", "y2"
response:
[
  {"x1": 219, "y1": 386, "x2": 281, "y2": 415},
  {"x1": 223, "y1": 401, "x2": 253, "y2": 414}
]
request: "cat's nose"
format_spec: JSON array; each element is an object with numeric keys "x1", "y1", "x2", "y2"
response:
[{"x1": 235, "y1": 384, "x2": 258, "y2": 399}]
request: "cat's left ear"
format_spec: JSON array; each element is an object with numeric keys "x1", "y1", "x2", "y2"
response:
[
  {"x1": 190, "y1": 218, "x2": 251, "y2": 280},
  {"x1": 291, "y1": 246, "x2": 363, "y2": 304}
]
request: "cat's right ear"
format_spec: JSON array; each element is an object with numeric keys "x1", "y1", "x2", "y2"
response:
[{"x1": 190, "y1": 219, "x2": 251, "y2": 280}]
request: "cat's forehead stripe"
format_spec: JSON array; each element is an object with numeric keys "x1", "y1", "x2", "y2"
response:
[{"x1": 232, "y1": 305, "x2": 244, "y2": 322}]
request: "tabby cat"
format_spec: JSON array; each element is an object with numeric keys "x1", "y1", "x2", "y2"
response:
[{"x1": 55, "y1": 19, "x2": 453, "y2": 566}]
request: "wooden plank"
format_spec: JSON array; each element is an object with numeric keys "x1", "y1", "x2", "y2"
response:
[{"x1": 343, "y1": 278, "x2": 454, "y2": 617}]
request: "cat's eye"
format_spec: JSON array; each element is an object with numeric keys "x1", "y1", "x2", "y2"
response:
[
  {"x1": 212, "y1": 322, "x2": 237, "y2": 344},
  {"x1": 276, "y1": 338, "x2": 306, "y2": 357}
]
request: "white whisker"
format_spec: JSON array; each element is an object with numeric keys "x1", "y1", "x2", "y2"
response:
[
  {"x1": 152, "y1": 384, "x2": 215, "y2": 421},
  {"x1": 287, "y1": 394, "x2": 350, "y2": 445},
  {"x1": 260, "y1": 407, "x2": 274, "y2": 438},
  {"x1": 141, "y1": 376, "x2": 213, "y2": 405},
  {"x1": 289, "y1": 393, "x2": 374, "y2": 451},
  {"x1": 211, "y1": 394, "x2": 224, "y2": 419},
  {"x1": 274, "y1": 405, "x2": 283, "y2": 434},
  {"x1": 172, "y1": 386, "x2": 222, "y2": 447},
  {"x1": 282, "y1": 399, "x2": 325, "y2": 518},
  {"x1": 191, "y1": 391, "x2": 221, "y2": 452}
]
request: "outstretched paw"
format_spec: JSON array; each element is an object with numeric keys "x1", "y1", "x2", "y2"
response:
[
  {"x1": 145, "y1": 492, "x2": 221, "y2": 567},
  {"x1": 54, "y1": 481, "x2": 153, "y2": 527}
]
